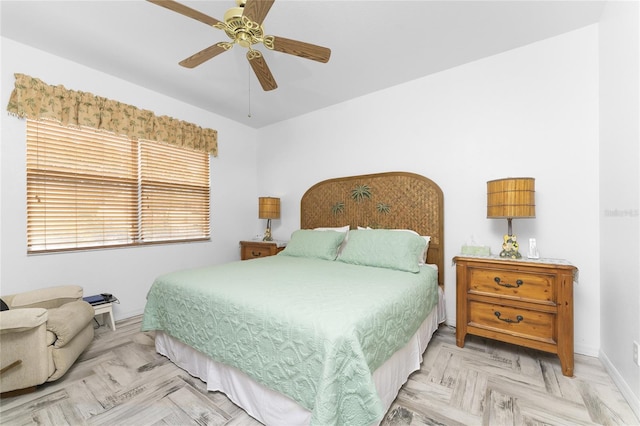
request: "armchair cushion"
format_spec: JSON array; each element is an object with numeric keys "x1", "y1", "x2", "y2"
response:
[{"x1": 46, "y1": 301, "x2": 94, "y2": 348}]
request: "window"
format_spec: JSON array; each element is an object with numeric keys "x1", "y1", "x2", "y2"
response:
[{"x1": 26, "y1": 119, "x2": 210, "y2": 253}]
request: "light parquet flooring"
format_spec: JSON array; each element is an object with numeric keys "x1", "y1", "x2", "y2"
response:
[{"x1": 1, "y1": 316, "x2": 638, "y2": 426}]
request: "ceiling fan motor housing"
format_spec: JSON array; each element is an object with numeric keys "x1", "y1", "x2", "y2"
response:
[{"x1": 221, "y1": 7, "x2": 264, "y2": 48}]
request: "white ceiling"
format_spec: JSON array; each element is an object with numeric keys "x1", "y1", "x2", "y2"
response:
[{"x1": 1, "y1": 0, "x2": 604, "y2": 128}]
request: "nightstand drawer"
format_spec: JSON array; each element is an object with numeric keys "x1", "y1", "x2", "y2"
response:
[
  {"x1": 468, "y1": 300, "x2": 556, "y2": 344},
  {"x1": 468, "y1": 267, "x2": 555, "y2": 304},
  {"x1": 239, "y1": 241, "x2": 285, "y2": 260},
  {"x1": 242, "y1": 245, "x2": 271, "y2": 259}
]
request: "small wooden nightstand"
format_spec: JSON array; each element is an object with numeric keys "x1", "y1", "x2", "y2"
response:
[
  {"x1": 454, "y1": 255, "x2": 577, "y2": 376},
  {"x1": 240, "y1": 240, "x2": 285, "y2": 260}
]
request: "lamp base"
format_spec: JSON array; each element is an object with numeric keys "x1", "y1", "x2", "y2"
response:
[
  {"x1": 263, "y1": 219, "x2": 273, "y2": 241},
  {"x1": 499, "y1": 234, "x2": 521, "y2": 259}
]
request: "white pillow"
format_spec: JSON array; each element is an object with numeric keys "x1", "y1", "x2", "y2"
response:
[
  {"x1": 314, "y1": 226, "x2": 350, "y2": 254},
  {"x1": 357, "y1": 227, "x2": 430, "y2": 264},
  {"x1": 419, "y1": 236, "x2": 431, "y2": 264}
]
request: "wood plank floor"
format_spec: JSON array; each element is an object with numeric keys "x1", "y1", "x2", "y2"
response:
[{"x1": 1, "y1": 316, "x2": 638, "y2": 425}]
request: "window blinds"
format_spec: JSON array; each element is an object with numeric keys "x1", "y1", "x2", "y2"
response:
[
  {"x1": 26, "y1": 119, "x2": 210, "y2": 253},
  {"x1": 140, "y1": 140, "x2": 211, "y2": 243}
]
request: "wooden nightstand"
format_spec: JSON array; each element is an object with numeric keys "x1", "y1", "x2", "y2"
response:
[
  {"x1": 240, "y1": 240, "x2": 285, "y2": 260},
  {"x1": 454, "y1": 255, "x2": 577, "y2": 376}
]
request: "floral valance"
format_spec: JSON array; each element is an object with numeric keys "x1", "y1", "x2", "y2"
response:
[{"x1": 6, "y1": 73, "x2": 218, "y2": 157}]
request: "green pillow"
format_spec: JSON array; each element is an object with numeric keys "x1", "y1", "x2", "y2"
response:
[
  {"x1": 279, "y1": 229, "x2": 347, "y2": 260},
  {"x1": 337, "y1": 229, "x2": 426, "y2": 273}
]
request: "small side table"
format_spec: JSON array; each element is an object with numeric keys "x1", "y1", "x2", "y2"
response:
[{"x1": 93, "y1": 302, "x2": 116, "y2": 331}]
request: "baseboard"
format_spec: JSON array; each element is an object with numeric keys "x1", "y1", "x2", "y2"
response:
[
  {"x1": 116, "y1": 307, "x2": 144, "y2": 323},
  {"x1": 575, "y1": 342, "x2": 599, "y2": 357},
  {"x1": 599, "y1": 349, "x2": 640, "y2": 422}
]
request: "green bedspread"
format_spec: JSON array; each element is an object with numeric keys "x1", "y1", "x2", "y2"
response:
[{"x1": 142, "y1": 255, "x2": 438, "y2": 425}]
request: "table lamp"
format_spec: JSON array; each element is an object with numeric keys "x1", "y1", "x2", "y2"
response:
[
  {"x1": 487, "y1": 178, "x2": 535, "y2": 259},
  {"x1": 259, "y1": 197, "x2": 280, "y2": 241}
]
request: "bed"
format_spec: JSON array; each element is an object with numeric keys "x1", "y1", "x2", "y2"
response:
[{"x1": 142, "y1": 171, "x2": 445, "y2": 425}]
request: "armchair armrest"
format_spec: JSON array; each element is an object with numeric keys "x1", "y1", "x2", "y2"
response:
[
  {"x1": 0, "y1": 308, "x2": 48, "y2": 334},
  {"x1": 4, "y1": 285, "x2": 83, "y2": 309},
  {"x1": 46, "y1": 301, "x2": 94, "y2": 347}
]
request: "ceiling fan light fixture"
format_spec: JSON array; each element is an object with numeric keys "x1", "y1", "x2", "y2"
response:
[{"x1": 236, "y1": 31, "x2": 253, "y2": 48}]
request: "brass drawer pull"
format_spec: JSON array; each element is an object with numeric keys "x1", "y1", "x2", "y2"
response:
[
  {"x1": 494, "y1": 311, "x2": 524, "y2": 323},
  {"x1": 494, "y1": 277, "x2": 523, "y2": 288},
  {"x1": 251, "y1": 251, "x2": 262, "y2": 257}
]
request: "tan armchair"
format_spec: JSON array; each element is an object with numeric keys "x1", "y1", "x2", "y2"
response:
[{"x1": 0, "y1": 285, "x2": 95, "y2": 396}]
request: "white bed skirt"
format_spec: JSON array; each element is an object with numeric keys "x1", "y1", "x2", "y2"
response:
[{"x1": 155, "y1": 288, "x2": 445, "y2": 425}]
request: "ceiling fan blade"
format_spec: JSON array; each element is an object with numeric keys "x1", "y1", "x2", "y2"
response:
[
  {"x1": 242, "y1": 0, "x2": 275, "y2": 26},
  {"x1": 269, "y1": 36, "x2": 331, "y2": 63},
  {"x1": 179, "y1": 43, "x2": 229, "y2": 68},
  {"x1": 247, "y1": 50, "x2": 277, "y2": 91},
  {"x1": 147, "y1": 0, "x2": 221, "y2": 27}
]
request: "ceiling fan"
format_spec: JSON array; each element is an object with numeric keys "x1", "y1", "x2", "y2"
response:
[{"x1": 148, "y1": 0, "x2": 331, "y2": 91}]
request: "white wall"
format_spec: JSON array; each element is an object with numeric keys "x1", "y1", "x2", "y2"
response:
[
  {"x1": 599, "y1": 0, "x2": 640, "y2": 415},
  {"x1": 0, "y1": 38, "x2": 258, "y2": 320},
  {"x1": 258, "y1": 26, "x2": 601, "y2": 356}
]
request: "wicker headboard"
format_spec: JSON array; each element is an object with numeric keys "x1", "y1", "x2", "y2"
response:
[{"x1": 300, "y1": 171, "x2": 444, "y2": 287}]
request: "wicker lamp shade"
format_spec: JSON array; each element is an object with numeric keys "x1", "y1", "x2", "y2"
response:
[
  {"x1": 258, "y1": 197, "x2": 280, "y2": 219},
  {"x1": 487, "y1": 178, "x2": 535, "y2": 219}
]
